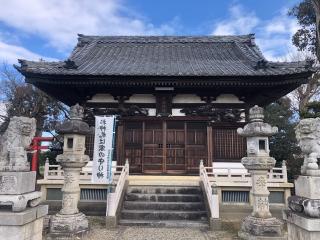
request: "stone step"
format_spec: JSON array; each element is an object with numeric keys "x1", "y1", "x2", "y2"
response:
[
  {"x1": 125, "y1": 193, "x2": 203, "y2": 202},
  {"x1": 118, "y1": 219, "x2": 209, "y2": 228},
  {"x1": 127, "y1": 186, "x2": 201, "y2": 195},
  {"x1": 123, "y1": 201, "x2": 205, "y2": 211},
  {"x1": 121, "y1": 209, "x2": 208, "y2": 221}
]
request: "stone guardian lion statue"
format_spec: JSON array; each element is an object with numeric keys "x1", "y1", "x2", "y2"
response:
[{"x1": 0, "y1": 116, "x2": 36, "y2": 171}]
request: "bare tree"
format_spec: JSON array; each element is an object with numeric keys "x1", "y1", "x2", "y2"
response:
[
  {"x1": 294, "y1": 70, "x2": 320, "y2": 113},
  {"x1": 0, "y1": 62, "x2": 67, "y2": 136},
  {"x1": 312, "y1": 0, "x2": 320, "y2": 59},
  {"x1": 281, "y1": 52, "x2": 320, "y2": 114}
]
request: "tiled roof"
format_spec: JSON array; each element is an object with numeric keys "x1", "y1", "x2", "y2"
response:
[{"x1": 16, "y1": 34, "x2": 313, "y2": 77}]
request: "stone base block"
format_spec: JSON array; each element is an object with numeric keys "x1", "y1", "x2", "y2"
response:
[
  {"x1": 0, "y1": 205, "x2": 48, "y2": 240},
  {"x1": 295, "y1": 175, "x2": 320, "y2": 199},
  {"x1": 47, "y1": 212, "x2": 89, "y2": 239},
  {"x1": 0, "y1": 191, "x2": 42, "y2": 212},
  {"x1": 0, "y1": 171, "x2": 35, "y2": 195},
  {"x1": 306, "y1": 169, "x2": 320, "y2": 177},
  {"x1": 209, "y1": 218, "x2": 222, "y2": 231},
  {"x1": 283, "y1": 209, "x2": 320, "y2": 240},
  {"x1": 106, "y1": 216, "x2": 117, "y2": 229},
  {"x1": 0, "y1": 165, "x2": 30, "y2": 172},
  {"x1": 238, "y1": 216, "x2": 286, "y2": 240}
]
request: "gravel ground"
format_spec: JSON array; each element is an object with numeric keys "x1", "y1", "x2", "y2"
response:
[{"x1": 83, "y1": 217, "x2": 239, "y2": 240}]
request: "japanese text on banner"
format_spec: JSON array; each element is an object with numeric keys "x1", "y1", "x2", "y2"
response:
[{"x1": 92, "y1": 116, "x2": 115, "y2": 183}]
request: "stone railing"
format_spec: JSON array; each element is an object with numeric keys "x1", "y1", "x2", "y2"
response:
[
  {"x1": 208, "y1": 161, "x2": 288, "y2": 183},
  {"x1": 200, "y1": 160, "x2": 219, "y2": 219},
  {"x1": 106, "y1": 160, "x2": 129, "y2": 217},
  {"x1": 43, "y1": 160, "x2": 288, "y2": 183},
  {"x1": 43, "y1": 159, "x2": 122, "y2": 182}
]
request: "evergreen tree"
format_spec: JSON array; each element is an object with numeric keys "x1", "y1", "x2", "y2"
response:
[
  {"x1": 289, "y1": 1, "x2": 320, "y2": 115},
  {"x1": 264, "y1": 98, "x2": 302, "y2": 181},
  {"x1": 289, "y1": 0, "x2": 317, "y2": 54}
]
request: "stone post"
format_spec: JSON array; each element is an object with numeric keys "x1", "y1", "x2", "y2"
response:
[
  {"x1": 283, "y1": 117, "x2": 320, "y2": 240},
  {"x1": 48, "y1": 104, "x2": 90, "y2": 239},
  {"x1": 0, "y1": 116, "x2": 48, "y2": 240},
  {"x1": 237, "y1": 105, "x2": 286, "y2": 240}
]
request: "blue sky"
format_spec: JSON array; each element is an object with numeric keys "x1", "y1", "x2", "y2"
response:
[{"x1": 0, "y1": 0, "x2": 302, "y2": 64}]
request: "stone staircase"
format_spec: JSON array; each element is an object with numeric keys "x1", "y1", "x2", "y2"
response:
[{"x1": 119, "y1": 185, "x2": 208, "y2": 228}]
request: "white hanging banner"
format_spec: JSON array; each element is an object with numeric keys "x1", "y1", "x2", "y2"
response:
[{"x1": 92, "y1": 116, "x2": 116, "y2": 183}]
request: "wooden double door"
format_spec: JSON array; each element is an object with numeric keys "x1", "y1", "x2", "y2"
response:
[{"x1": 121, "y1": 120, "x2": 208, "y2": 174}]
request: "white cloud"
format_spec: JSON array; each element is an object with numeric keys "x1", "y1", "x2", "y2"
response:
[
  {"x1": 0, "y1": 40, "x2": 57, "y2": 64},
  {"x1": 212, "y1": 5, "x2": 259, "y2": 35},
  {"x1": 211, "y1": 4, "x2": 300, "y2": 61},
  {"x1": 0, "y1": 0, "x2": 177, "y2": 52},
  {"x1": 256, "y1": 12, "x2": 299, "y2": 61}
]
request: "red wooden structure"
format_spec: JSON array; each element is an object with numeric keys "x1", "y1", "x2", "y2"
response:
[{"x1": 30, "y1": 137, "x2": 54, "y2": 171}]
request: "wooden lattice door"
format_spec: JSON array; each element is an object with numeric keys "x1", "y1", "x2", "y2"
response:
[
  {"x1": 166, "y1": 121, "x2": 186, "y2": 173},
  {"x1": 123, "y1": 120, "x2": 210, "y2": 174},
  {"x1": 186, "y1": 122, "x2": 208, "y2": 173},
  {"x1": 143, "y1": 122, "x2": 164, "y2": 173},
  {"x1": 123, "y1": 122, "x2": 143, "y2": 173}
]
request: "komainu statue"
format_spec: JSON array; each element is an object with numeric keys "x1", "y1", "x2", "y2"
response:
[
  {"x1": 0, "y1": 116, "x2": 36, "y2": 171},
  {"x1": 295, "y1": 117, "x2": 320, "y2": 175}
]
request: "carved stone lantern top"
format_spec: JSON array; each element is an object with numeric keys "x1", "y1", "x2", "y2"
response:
[
  {"x1": 237, "y1": 105, "x2": 278, "y2": 137},
  {"x1": 56, "y1": 104, "x2": 90, "y2": 135},
  {"x1": 69, "y1": 103, "x2": 84, "y2": 120},
  {"x1": 249, "y1": 105, "x2": 264, "y2": 122},
  {"x1": 237, "y1": 105, "x2": 277, "y2": 170}
]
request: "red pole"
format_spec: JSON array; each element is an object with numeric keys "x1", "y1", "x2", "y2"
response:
[
  {"x1": 30, "y1": 137, "x2": 54, "y2": 172},
  {"x1": 31, "y1": 138, "x2": 39, "y2": 172}
]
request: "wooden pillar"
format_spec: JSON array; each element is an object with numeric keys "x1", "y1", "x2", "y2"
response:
[
  {"x1": 141, "y1": 121, "x2": 145, "y2": 173},
  {"x1": 207, "y1": 123, "x2": 213, "y2": 167},
  {"x1": 116, "y1": 121, "x2": 124, "y2": 166},
  {"x1": 162, "y1": 121, "x2": 167, "y2": 173}
]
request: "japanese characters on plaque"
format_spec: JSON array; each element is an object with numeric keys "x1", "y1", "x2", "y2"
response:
[
  {"x1": 0, "y1": 175, "x2": 17, "y2": 193},
  {"x1": 92, "y1": 116, "x2": 116, "y2": 183}
]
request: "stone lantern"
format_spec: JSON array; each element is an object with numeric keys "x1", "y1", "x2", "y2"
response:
[
  {"x1": 237, "y1": 105, "x2": 285, "y2": 240},
  {"x1": 48, "y1": 104, "x2": 91, "y2": 239}
]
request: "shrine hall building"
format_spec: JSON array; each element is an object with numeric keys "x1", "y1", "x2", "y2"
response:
[{"x1": 16, "y1": 34, "x2": 314, "y2": 175}]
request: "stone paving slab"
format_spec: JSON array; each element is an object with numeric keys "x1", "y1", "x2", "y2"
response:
[{"x1": 83, "y1": 217, "x2": 239, "y2": 240}]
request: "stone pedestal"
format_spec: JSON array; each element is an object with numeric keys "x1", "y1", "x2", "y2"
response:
[
  {"x1": 283, "y1": 210, "x2": 320, "y2": 240},
  {"x1": 48, "y1": 212, "x2": 89, "y2": 239},
  {"x1": 0, "y1": 201, "x2": 48, "y2": 240},
  {"x1": 0, "y1": 116, "x2": 48, "y2": 239},
  {"x1": 47, "y1": 161, "x2": 89, "y2": 239},
  {"x1": 0, "y1": 171, "x2": 42, "y2": 212},
  {"x1": 295, "y1": 176, "x2": 320, "y2": 199},
  {"x1": 284, "y1": 176, "x2": 320, "y2": 240},
  {"x1": 0, "y1": 171, "x2": 47, "y2": 239},
  {"x1": 0, "y1": 171, "x2": 36, "y2": 194},
  {"x1": 239, "y1": 216, "x2": 286, "y2": 240}
]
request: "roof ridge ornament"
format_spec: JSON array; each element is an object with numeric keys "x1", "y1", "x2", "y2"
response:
[
  {"x1": 305, "y1": 58, "x2": 315, "y2": 69},
  {"x1": 254, "y1": 59, "x2": 268, "y2": 70},
  {"x1": 63, "y1": 59, "x2": 78, "y2": 69}
]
